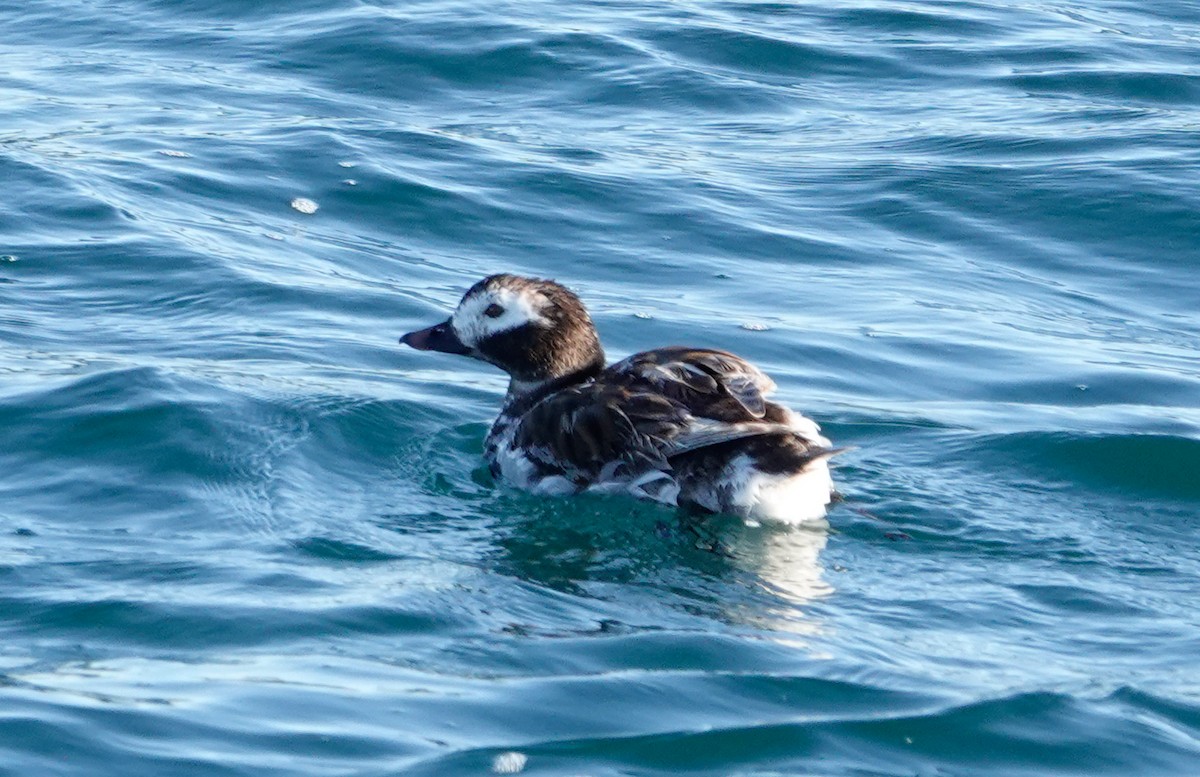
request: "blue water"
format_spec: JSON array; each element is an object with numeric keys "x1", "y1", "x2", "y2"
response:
[{"x1": 3, "y1": 0, "x2": 1199, "y2": 774}]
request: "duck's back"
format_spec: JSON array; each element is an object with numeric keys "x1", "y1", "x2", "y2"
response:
[
  {"x1": 492, "y1": 347, "x2": 837, "y2": 524},
  {"x1": 612, "y1": 348, "x2": 836, "y2": 522}
]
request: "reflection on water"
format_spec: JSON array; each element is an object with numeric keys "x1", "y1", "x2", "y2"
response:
[
  {"x1": 482, "y1": 491, "x2": 832, "y2": 639},
  {"x1": 715, "y1": 519, "x2": 832, "y2": 639},
  {"x1": 731, "y1": 523, "x2": 833, "y2": 606}
]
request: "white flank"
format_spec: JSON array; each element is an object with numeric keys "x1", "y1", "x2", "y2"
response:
[
  {"x1": 532, "y1": 475, "x2": 579, "y2": 496},
  {"x1": 719, "y1": 453, "x2": 834, "y2": 526},
  {"x1": 491, "y1": 441, "x2": 539, "y2": 488},
  {"x1": 750, "y1": 460, "x2": 835, "y2": 525},
  {"x1": 784, "y1": 408, "x2": 830, "y2": 446}
]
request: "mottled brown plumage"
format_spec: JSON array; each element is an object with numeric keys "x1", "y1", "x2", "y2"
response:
[
  {"x1": 510, "y1": 348, "x2": 830, "y2": 491},
  {"x1": 401, "y1": 274, "x2": 839, "y2": 523}
]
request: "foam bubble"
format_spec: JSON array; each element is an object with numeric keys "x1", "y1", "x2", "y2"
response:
[{"x1": 492, "y1": 752, "x2": 527, "y2": 774}]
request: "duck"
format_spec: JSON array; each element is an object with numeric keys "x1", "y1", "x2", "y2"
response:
[{"x1": 400, "y1": 274, "x2": 840, "y2": 525}]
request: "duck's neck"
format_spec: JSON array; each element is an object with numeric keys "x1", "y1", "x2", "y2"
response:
[{"x1": 503, "y1": 355, "x2": 605, "y2": 415}]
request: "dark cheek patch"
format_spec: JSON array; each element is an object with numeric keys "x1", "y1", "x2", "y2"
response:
[{"x1": 478, "y1": 324, "x2": 544, "y2": 378}]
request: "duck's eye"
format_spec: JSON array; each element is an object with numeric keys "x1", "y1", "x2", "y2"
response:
[{"x1": 484, "y1": 303, "x2": 505, "y2": 318}]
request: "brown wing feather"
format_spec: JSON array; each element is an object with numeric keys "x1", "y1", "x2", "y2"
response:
[
  {"x1": 514, "y1": 383, "x2": 689, "y2": 478},
  {"x1": 512, "y1": 349, "x2": 810, "y2": 487},
  {"x1": 607, "y1": 347, "x2": 776, "y2": 420}
]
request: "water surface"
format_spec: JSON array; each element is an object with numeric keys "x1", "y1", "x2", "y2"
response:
[{"x1": 2, "y1": 0, "x2": 1199, "y2": 774}]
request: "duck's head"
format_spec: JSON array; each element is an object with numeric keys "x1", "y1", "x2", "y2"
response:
[{"x1": 401, "y1": 274, "x2": 604, "y2": 390}]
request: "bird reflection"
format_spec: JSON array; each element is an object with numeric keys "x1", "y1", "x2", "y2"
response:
[
  {"x1": 484, "y1": 492, "x2": 833, "y2": 636},
  {"x1": 718, "y1": 519, "x2": 832, "y2": 605},
  {"x1": 706, "y1": 517, "x2": 832, "y2": 638}
]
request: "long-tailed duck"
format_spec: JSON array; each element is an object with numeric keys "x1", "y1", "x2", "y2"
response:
[{"x1": 401, "y1": 274, "x2": 839, "y2": 524}]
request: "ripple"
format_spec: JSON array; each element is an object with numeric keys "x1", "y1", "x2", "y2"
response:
[
  {"x1": 967, "y1": 431, "x2": 1200, "y2": 501},
  {"x1": 1007, "y1": 69, "x2": 1200, "y2": 106},
  {"x1": 404, "y1": 690, "x2": 1200, "y2": 776}
]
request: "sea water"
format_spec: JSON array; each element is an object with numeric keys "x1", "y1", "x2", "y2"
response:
[{"x1": 2, "y1": 1, "x2": 1198, "y2": 774}]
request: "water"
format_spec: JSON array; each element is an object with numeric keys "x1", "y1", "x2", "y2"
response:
[{"x1": 2, "y1": 0, "x2": 1199, "y2": 774}]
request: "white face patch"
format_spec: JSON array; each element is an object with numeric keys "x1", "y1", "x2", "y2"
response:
[{"x1": 451, "y1": 286, "x2": 551, "y2": 348}]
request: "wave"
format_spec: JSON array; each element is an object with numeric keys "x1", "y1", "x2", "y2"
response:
[{"x1": 965, "y1": 430, "x2": 1200, "y2": 501}]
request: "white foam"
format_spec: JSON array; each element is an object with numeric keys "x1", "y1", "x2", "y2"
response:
[{"x1": 290, "y1": 197, "x2": 319, "y2": 214}]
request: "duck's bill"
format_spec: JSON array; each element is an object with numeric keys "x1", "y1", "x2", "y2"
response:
[{"x1": 400, "y1": 320, "x2": 471, "y2": 355}]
